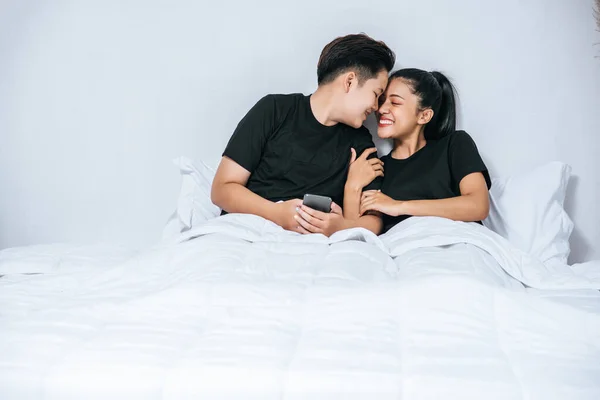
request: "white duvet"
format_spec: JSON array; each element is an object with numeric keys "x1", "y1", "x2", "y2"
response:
[{"x1": 1, "y1": 215, "x2": 599, "y2": 399}]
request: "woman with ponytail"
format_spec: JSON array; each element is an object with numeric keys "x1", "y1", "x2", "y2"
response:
[{"x1": 344, "y1": 68, "x2": 492, "y2": 233}]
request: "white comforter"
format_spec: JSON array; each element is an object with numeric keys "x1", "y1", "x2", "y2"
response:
[{"x1": 1, "y1": 215, "x2": 599, "y2": 399}]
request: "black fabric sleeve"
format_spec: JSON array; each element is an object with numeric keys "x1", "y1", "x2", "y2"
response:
[
  {"x1": 448, "y1": 130, "x2": 492, "y2": 189},
  {"x1": 222, "y1": 94, "x2": 277, "y2": 173},
  {"x1": 352, "y1": 128, "x2": 383, "y2": 191}
]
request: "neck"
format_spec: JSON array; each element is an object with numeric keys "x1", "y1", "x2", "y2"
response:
[
  {"x1": 391, "y1": 128, "x2": 427, "y2": 159},
  {"x1": 310, "y1": 86, "x2": 339, "y2": 127}
]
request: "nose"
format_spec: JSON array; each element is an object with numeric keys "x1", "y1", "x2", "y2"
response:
[{"x1": 378, "y1": 99, "x2": 390, "y2": 115}]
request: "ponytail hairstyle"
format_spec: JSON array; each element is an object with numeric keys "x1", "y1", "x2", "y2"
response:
[{"x1": 388, "y1": 68, "x2": 457, "y2": 140}]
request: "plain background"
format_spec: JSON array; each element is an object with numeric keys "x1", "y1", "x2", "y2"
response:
[{"x1": 1, "y1": 0, "x2": 599, "y2": 263}]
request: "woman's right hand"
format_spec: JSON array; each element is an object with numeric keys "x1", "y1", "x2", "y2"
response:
[{"x1": 346, "y1": 147, "x2": 384, "y2": 190}]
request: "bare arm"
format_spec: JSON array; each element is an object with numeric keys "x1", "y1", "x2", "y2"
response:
[
  {"x1": 211, "y1": 156, "x2": 270, "y2": 217},
  {"x1": 336, "y1": 147, "x2": 384, "y2": 234},
  {"x1": 211, "y1": 157, "x2": 302, "y2": 231},
  {"x1": 347, "y1": 215, "x2": 384, "y2": 235},
  {"x1": 343, "y1": 182, "x2": 362, "y2": 222},
  {"x1": 361, "y1": 172, "x2": 490, "y2": 222},
  {"x1": 400, "y1": 172, "x2": 489, "y2": 221},
  {"x1": 343, "y1": 185, "x2": 383, "y2": 234}
]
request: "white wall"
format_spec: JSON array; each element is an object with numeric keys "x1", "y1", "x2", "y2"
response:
[{"x1": 1, "y1": 0, "x2": 599, "y2": 262}]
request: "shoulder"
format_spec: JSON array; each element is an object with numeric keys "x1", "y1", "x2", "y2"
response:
[
  {"x1": 253, "y1": 93, "x2": 304, "y2": 109},
  {"x1": 249, "y1": 94, "x2": 305, "y2": 124},
  {"x1": 263, "y1": 93, "x2": 305, "y2": 107},
  {"x1": 448, "y1": 130, "x2": 477, "y2": 146},
  {"x1": 348, "y1": 125, "x2": 375, "y2": 144},
  {"x1": 434, "y1": 130, "x2": 479, "y2": 152},
  {"x1": 266, "y1": 93, "x2": 304, "y2": 101}
]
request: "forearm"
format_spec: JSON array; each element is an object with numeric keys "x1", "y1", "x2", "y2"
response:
[
  {"x1": 342, "y1": 184, "x2": 382, "y2": 235},
  {"x1": 212, "y1": 182, "x2": 279, "y2": 223},
  {"x1": 343, "y1": 184, "x2": 362, "y2": 221},
  {"x1": 339, "y1": 214, "x2": 382, "y2": 235},
  {"x1": 399, "y1": 194, "x2": 489, "y2": 222}
]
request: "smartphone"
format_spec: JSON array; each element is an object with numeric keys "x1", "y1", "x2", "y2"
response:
[{"x1": 302, "y1": 194, "x2": 332, "y2": 213}]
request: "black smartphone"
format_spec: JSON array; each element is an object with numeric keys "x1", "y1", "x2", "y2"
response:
[{"x1": 302, "y1": 194, "x2": 332, "y2": 213}]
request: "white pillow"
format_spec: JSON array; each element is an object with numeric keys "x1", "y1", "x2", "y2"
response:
[
  {"x1": 483, "y1": 161, "x2": 574, "y2": 267},
  {"x1": 162, "y1": 156, "x2": 221, "y2": 240}
]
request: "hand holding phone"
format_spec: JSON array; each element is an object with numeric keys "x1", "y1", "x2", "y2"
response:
[
  {"x1": 296, "y1": 195, "x2": 345, "y2": 236},
  {"x1": 302, "y1": 194, "x2": 332, "y2": 213}
]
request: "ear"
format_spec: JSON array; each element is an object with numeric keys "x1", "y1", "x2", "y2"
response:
[
  {"x1": 418, "y1": 108, "x2": 434, "y2": 125},
  {"x1": 343, "y1": 71, "x2": 357, "y2": 93}
]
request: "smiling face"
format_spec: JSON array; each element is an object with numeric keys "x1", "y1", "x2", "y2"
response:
[
  {"x1": 338, "y1": 70, "x2": 389, "y2": 129},
  {"x1": 376, "y1": 78, "x2": 434, "y2": 140}
]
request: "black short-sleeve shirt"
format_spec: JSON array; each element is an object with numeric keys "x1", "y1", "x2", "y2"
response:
[
  {"x1": 222, "y1": 93, "x2": 381, "y2": 210},
  {"x1": 380, "y1": 130, "x2": 491, "y2": 232}
]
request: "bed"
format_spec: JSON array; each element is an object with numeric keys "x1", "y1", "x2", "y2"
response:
[{"x1": 1, "y1": 158, "x2": 599, "y2": 399}]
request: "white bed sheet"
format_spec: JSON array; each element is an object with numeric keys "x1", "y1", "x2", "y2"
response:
[
  {"x1": 526, "y1": 287, "x2": 600, "y2": 313},
  {"x1": 1, "y1": 215, "x2": 599, "y2": 400},
  {"x1": 0, "y1": 243, "x2": 137, "y2": 277}
]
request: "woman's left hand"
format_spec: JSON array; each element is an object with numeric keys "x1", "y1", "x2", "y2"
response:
[
  {"x1": 360, "y1": 190, "x2": 403, "y2": 216},
  {"x1": 346, "y1": 148, "x2": 384, "y2": 190}
]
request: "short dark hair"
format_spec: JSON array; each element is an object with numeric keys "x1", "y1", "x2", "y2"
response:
[{"x1": 317, "y1": 33, "x2": 396, "y2": 86}]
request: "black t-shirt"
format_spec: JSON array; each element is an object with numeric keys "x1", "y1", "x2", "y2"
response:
[
  {"x1": 380, "y1": 130, "x2": 491, "y2": 233},
  {"x1": 222, "y1": 93, "x2": 381, "y2": 210}
]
